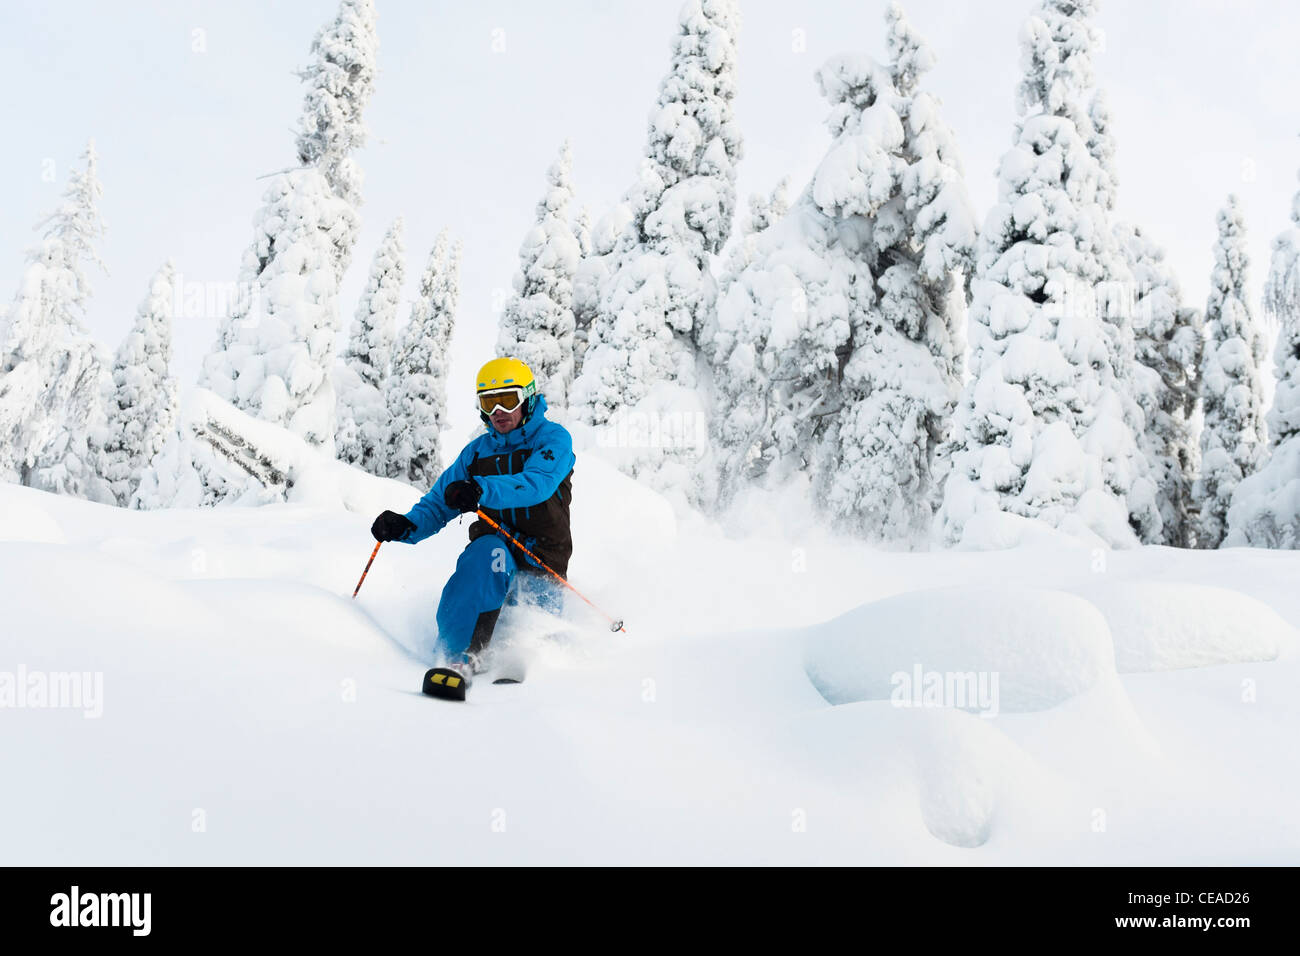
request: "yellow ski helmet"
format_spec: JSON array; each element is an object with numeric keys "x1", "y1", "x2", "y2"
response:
[{"x1": 475, "y1": 357, "x2": 538, "y2": 425}]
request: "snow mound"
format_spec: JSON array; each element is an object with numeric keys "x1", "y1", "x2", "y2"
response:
[
  {"x1": 909, "y1": 708, "x2": 1003, "y2": 848},
  {"x1": 802, "y1": 586, "x2": 1116, "y2": 712},
  {"x1": 0, "y1": 485, "x2": 66, "y2": 543},
  {"x1": 1075, "y1": 581, "x2": 1296, "y2": 672},
  {"x1": 949, "y1": 508, "x2": 1111, "y2": 552}
]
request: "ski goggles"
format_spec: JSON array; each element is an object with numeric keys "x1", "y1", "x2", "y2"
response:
[{"x1": 477, "y1": 387, "x2": 526, "y2": 415}]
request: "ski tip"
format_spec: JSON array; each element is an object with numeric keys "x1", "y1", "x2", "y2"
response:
[{"x1": 422, "y1": 666, "x2": 469, "y2": 701}]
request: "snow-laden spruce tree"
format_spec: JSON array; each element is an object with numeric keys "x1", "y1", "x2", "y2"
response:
[
  {"x1": 707, "y1": 3, "x2": 976, "y2": 535},
  {"x1": 1116, "y1": 223, "x2": 1203, "y2": 546},
  {"x1": 0, "y1": 141, "x2": 113, "y2": 501},
  {"x1": 705, "y1": 199, "x2": 855, "y2": 509},
  {"x1": 572, "y1": 0, "x2": 743, "y2": 426},
  {"x1": 1083, "y1": 84, "x2": 1159, "y2": 543},
  {"x1": 813, "y1": 3, "x2": 977, "y2": 539},
  {"x1": 337, "y1": 218, "x2": 404, "y2": 474},
  {"x1": 1226, "y1": 176, "x2": 1300, "y2": 547},
  {"x1": 199, "y1": 0, "x2": 375, "y2": 462},
  {"x1": 199, "y1": 169, "x2": 356, "y2": 453},
  {"x1": 386, "y1": 230, "x2": 460, "y2": 488},
  {"x1": 705, "y1": 60, "x2": 893, "y2": 509},
  {"x1": 100, "y1": 262, "x2": 179, "y2": 506},
  {"x1": 937, "y1": 0, "x2": 1157, "y2": 547},
  {"x1": 1197, "y1": 195, "x2": 1267, "y2": 547},
  {"x1": 295, "y1": 0, "x2": 378, "y2": 215},
  {"x1": 497, "y1": 142, "x2": 581, "y2": 410}
]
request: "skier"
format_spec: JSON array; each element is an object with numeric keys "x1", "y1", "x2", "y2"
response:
[{"x1": 369, "y1": 357, "x2": 575, "y2": 682}]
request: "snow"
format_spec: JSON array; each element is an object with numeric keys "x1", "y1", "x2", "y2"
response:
[
  {"x1": 4, "y1": 448, "x2": 1300, "y2": 864},
  {"x1": 0, "y1": 490, "x2": 66, "y2": 544},
  {"x1": 7, "y1": 0, "x2": 1300, "y2": 867},
  {"x1": 1076, "y1": 581, "x2": 1294, "y2": 672},
  {"x1": 803, "y1": 586, "x2": 1116, "y2": 712}
]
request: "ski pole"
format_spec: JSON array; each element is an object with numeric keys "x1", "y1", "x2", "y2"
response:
[
  {"x1": 352, "y1": 541, "x2": 382, "y2": 598},
  {"x1": 474, "y1": 509, "x2": 626, "y2": 633}
]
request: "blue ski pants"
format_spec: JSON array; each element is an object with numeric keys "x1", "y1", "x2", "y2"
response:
[{"x1": 434, "y1": 534, "x2": 563, "y2": 663}]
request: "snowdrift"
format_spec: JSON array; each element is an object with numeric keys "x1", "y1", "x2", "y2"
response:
[
  {"x1": 802, "y1": 586, "x2": 1117, "y2": 712},
  {"x1": 2, "y1": 465, "x2": 1299, "y2": 864},
  {"x1": 1076, "y1": 581, "x2": 1295, "y2": 672}
]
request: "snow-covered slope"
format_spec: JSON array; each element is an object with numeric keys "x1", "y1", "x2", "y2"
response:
[{"x1": 2, "y1": 459, "x2": 1298, "y2": 864}]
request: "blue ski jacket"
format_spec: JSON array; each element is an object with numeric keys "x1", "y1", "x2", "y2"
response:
[{"x1": 402, "y1": 395, "x2": 576, "y2": 575}]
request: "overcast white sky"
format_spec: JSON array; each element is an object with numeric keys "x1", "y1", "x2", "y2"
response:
[{"x1": 2, "y1": 0, "x2": 1297, "y2": 435}]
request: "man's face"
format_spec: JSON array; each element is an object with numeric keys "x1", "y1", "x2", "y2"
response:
[{"x1": 490, "y1": 405, "x2": 524, "y2": 433}]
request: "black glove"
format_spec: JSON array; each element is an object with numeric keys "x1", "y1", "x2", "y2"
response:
[
  {"x1": 371, "y1": 510, "x2": 416, "y2": 542},
  {"x1": 444, "y1": 479, "x2": 482, "y2": 514}
]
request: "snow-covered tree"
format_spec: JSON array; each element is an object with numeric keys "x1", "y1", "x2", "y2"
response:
[
  {"x1": 199, "y1": 169, "x2": 356, "y2": 454},
  {"x1": 1084, "y1": 85, "x2": 1158, "y2": 544},
  {"x1": 1265, "y1": 182, "x2": 1300, "y2": 449},
  {"x1": 386, "y1": 231, "x2": 460, "y2": 488},
  {"x1": 1116, "y1": 223, "x2": 1203, "y2": 546},
  {"x1": 337, "y1": 218, "x2": 404, "y2": 473},
  {"x1": 197, "y1": 0, "x2": 375, "y2": 470},
  {"x1": 572, "y1": 0, "x2": 743, "y2": 425},
  {"x1": 705, "y1": 59, "x2": 891, "y2": 509},
  {"x1": 707, "y1": 4, "x2": 975, "y2": 537},
  {"x1": 0, "y1": 141, "x2": 112, "y2": 501},
  {"x1": 813, "y1": 4, "x2": 977, "y2": 539},
  {"x1": 497, "y1": 142, "x2": 581, "y2": 409},
  {"x1": 295, "y1": 0, "x2": 378, "y2": 213},
  {"x1": 1226, "y1": 176, "x2": 1300, "y2": 547},
  {"x1": 99, "y1": 262, "x2": 179, "y2": 506},
  {"x1": 937, "y1": 0, "x2": 1157, "y2": 547},
  {"x1": 1197, "y1": 195, "x2": 1267, "y2": 547},
  {"x1": 706, "y1": 199, "x2": 854, "y2": 508}
]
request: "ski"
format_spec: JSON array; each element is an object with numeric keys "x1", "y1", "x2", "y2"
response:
[
  {"x1": 488, "y1": 646, "x2": 529, "y2": 685},
  {"x1": 421, "y1": 666, "x2": 470, "y2": 701}
]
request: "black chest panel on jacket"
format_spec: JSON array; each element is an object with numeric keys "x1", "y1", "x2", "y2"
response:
[{"x1": 465, "y1": 449, "x2": 574, "y2": 577}]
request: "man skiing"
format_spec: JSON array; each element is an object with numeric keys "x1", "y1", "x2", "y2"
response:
[{"x1": 369, "y1": 358, "x2": 575, "y2": 686}]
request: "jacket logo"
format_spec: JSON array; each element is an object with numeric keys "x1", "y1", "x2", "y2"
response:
[{"x1": 540, "y1": 448, "x2": 554, "y2": 462}]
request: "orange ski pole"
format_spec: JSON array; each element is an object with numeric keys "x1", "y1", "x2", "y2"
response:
[
  {"x1": 474, "y1": 509, "x2": 626, "y2": 633},
  {"x1": 352, "y1": 541, "x2": 382, "y2": 598}
]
